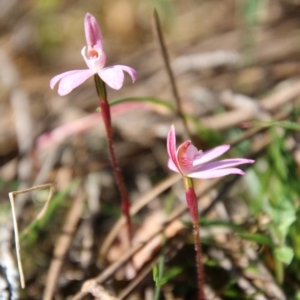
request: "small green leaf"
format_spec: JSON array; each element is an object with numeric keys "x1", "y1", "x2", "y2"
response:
[
  {"x1": 157, "y1": 266, "x2": 183, "y2": 286},
  {"x1": 238, "y1": 233, "x2": 273, "y2": 247},
  {"x1": 199, "y1": 219, "x2": 246, "y2": 233},
  {"x1": 110, "y1": 96, "x2": 175, "y2": 111},
  {"x1": 251, "y1": 120, "x2": 300, "y2": 132},
  {"x1": 274, "y1": 246, "x2": 294, "y2": 265}
]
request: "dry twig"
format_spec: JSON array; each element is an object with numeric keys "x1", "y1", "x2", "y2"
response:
[
  {"x1": 8, "y1": 183, "x2": 55, "y2": 288},
  {"x1": 152, "y1": 9, "x2": 191, "y2": 140}
]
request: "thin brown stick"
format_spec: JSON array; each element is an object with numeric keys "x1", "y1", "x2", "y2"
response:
[
  {"x1": 8, "y1": 183, "x2": 55, "y2": 289},
  {"x1": 153, "y1": 9, "x2": 191, "y2": 140},
  {"x1": 42, "y1": 185, "x2": 85, "y2": 300},
  {"x1": 81, "y1": 280, "x2": 119, "y2": 300}
]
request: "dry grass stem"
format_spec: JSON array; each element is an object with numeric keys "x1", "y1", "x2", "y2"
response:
[{"x1": 8, "y1": 183, "x2": 55, "y2": 289}]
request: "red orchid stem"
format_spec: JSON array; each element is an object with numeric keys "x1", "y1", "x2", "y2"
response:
[
  {"x1": 192, "y1": 213, "x2": 205, "y2": 300},
  {"x1": 94, "y1": 75, "x2": 132, "y2": 246},
  {"x1": 185, "y1": 179, "x2": 205, "y2": 300}
]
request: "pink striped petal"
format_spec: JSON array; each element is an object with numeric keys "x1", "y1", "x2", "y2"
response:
[
  {"x1": 189, "y1": 168, "x2": 245, "y2": 179},
  {"x1": 177, "y1": 141, "x2": 194, "y2": 174},
  {"x1": 51, "y1": 69, "x2": 93, "y2": 96},
  {"x1": 167, "y1": 125, "x2": 181, "y2": 173},
  {"x1": 192, "y1": 158, "x2": 255, "y2": 172},
  {"x1": 193, "y1": 145, "x2": 230, "y2": 166}
]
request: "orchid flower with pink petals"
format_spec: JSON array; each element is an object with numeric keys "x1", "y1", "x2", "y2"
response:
[
  {"x1": 167, "y1": 125, "x2": 254, "y2": 179},
  {"x1": 167, "y1": 124, "x2": 254, "y2": 300},
  {"x1": 50, "y1": 13, "x2": 137, "y2": 96}
]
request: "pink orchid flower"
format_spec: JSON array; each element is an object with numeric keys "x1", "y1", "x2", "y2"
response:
[
  {"x1": 167, "y1": 125, "x2": 254, "y2": 179},
  {"x1": 50, "y1": 13, "x2": 137, "y2": 96}
]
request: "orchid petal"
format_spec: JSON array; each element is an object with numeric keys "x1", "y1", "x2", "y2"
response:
[
  {"x1": 193, "y1": 145, "x2": 230, "y2": 166},
  {"x1": 193, "y1": 158, "x2": 255, "y2": 172},
  {"x1": 84, "y1": 13, "x2": 103, "y2": 48},
  {"x1": 189, "y1": 168, "x2": 245, "y2": 179},
  {"x1": 177, "y1": 141, "x2": 194, "y2": 174},
  {"x1": 168, "y1": 158, "x2": 179, "y2": 173},
  {"x1": 99, "y1": 65, "x2": 137, "y2": 90},
  {"x1": 186, "y1": 144, "x2": 198, "y2": 160},
  {"x1": 50, "y1": 70, "x2": 83, "y2": 90},
  {"x1": 167, "y1": 125, "x2": 181, "y2": 173},
  {"x1": 114, "y1": 65, "x2": 137, "y2": 83},
  {"x1": 99, "y1": 67, "x2": 125, "y2": 90},
  {"x1": 52, "y1": 69, "x2": 93, "y2": 96}
]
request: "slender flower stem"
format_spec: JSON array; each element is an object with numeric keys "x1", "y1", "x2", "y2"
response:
[
  {"x1": 153, "y1": 10, "x2": 191, "y2": 141},
  {"x1": 192, "y1": 214, "x2": 205, "y2": 300},
  {"x1": 185, "y1": 178, "x2": 205, "y2": 300},
  {"x1": 94, "y1": 75, "x2": 132, "y2": 245}
]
